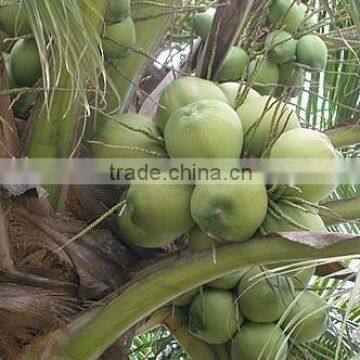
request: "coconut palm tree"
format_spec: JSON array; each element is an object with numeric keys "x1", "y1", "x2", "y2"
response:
[{"x1": 0, "y1": 0, "x2": 359, "y2": 358}]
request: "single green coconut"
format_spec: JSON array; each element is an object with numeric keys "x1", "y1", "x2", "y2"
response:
[
  {"x1": 281, "y1": 291, "x2": 329, "y2": 343},
  {"x1": 238, "y1": 267, "x2": 294, "y2": 322},
  {"x1": 189, "y1": 289, "x2": 243, "y2": 344},
  {"x1": 164, "y1": 99, "x2": 243, "y2": 158},
  {"x1": 275, "y1": 63, "x2": 305, "y2": 98},
  {"x1": 208, "y1": 271, "x2": 248, "y2": 290},
  {"x1": 236, "y1": 96, "x2": 300, "y2": 156},
  {"x1": 173, "y1": 288, "x2": 199, "y2": 307},
  {"x1": 262, "y1": 202, "x2": 327, "y2": 233},
  {"x1": 127, "y1": 182, "x2": 194, "y2": 238},
  {"x1": 248, "y1": 57, "x2": 280, "y2": 95},
  {"x1": 117, "y1": 206, "x2": 170, "y2": 248},
  {"x1": 102, "y1": 16, "x2": 136, "y2": 58},
  {"x1": 105, "y1": 0, "x2": 130, "y2": 22},
  {"x1": 90, "y1": 114, "x2": 166, "y2": 158},
  {"x1": 266, "y1": 30, "x2": 296, "y2": 64},
  {"x1": 10, "y1": 39, "x2": 41, "y2": 87},
  {"x1": 217, "y1": 47, "x2": 249, "y2": 82},
  {"x1": 269, "y1": 0, "x2": 306, "y2": 33},
  {"x1": 296, "y1": 34, "x2": 328, "y2": 71},
  {"x1": 193, "y1": 12, "x2": 214, "y2": 39},
  {"x1": 269, "y1": 128, "x2": 339, "y2": 201},
  {"x1": 154, "y1": 76, "x2": 228, "y2": 133},
  {"x1": 191, "y1": 176, "x2": 268, "y2": 242},
  {"x1": 218, "y1": 82, "x2": 261, "y2": 108},
  {"x1": 0, "y1": 3, "x2": 31, "y2": 36},
  {"x1": 231, "y1": 322, "x2": 288, "y2": 360}
]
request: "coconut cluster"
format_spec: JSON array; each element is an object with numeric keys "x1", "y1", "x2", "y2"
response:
[{"x1": 193, "y1": 0, "x2": 328, "y2": 98}]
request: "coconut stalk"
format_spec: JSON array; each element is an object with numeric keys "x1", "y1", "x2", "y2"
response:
[
  {"x1": 22, "y1": 233, "x2": 360, "y2": 359},
  {"x1": 24, "y1": 0, "x2": 108, "y2": 209},
  {"x1": 105, "y1": 0, "x2": 181, "y2": 112}
]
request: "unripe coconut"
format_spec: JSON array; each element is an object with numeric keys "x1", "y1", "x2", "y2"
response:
[
  {"x1": 191, "y1": 176, "x2": 268, "y2": 242},
  {"x1": 296, "y1": 34, "x2": 328, "y2": 70},
  {"x1": 275, "y1": 63, "x2": 305, "y2": 98},
  {"x1": 164, "y1": 99, "x2": 243, "y2": 158},
  {"x1": 189, "y1": 289, "x2": 243, "y2": 344},
  {"x1": 269, "y1": 128, "x2": 339, "y2": 201},
  {"x1": 90, "y1": 114, "x2": 166, "y2": 158},
  {"x1": 10, "y1": 39, "x2": 41, "y2": 87},
  {"x1": 127, "y1": 183, "x2": 194, "y2": 238},
  {"x1": 0, "y1": 3, "x2": 31, "y2": 36},
  {"x1": 266, "y1": 30, "x2": 296, "y2": 64},
  {"x1": 105, "y1": 0, "x2": 130, "y2": 22},
  {"x1": 236, "y1": 96, "x2": 300, "y2": 156},
  {"x1": 218, "y1": 82, "x2": 261, "y2": 108},
  {"x1": 155, "y1": 76, "x2": 228, "y2": 133},
  {"x1": 208, "y1": 271, "x2": 247, "y2": 290},
  {"x1": 217, "y1": 47, "x2": 249, "y2": 82},
  {"x1": 173, "y1": 288, "x2": 199, "y2": 307},
  {"x1": 237, "y1": 267, "x2": 294, "y2": 322},
  {"x1": 262, "y1": 202, "x2": 327, "y2": 233},
  {"x1": 248, "y1": 57, "x2": 280, "y2": 95},
  {"x1": 193, "y1": 12, "x2": 214, "y2": 39},
  {"x1": 117, "y1": 206, "x2": 170, "y2": 248},
  {"x1": 102, "y1": 16, "x2": 136, "y2": 58},
  {"x1": 231, "y1": 322, "x2": 288, "y2": 360},
  {"x1": 269, "y1": 0, "x2": 306, "y2": 34},
  {"x1": 281, "y1": 291, "x2": 329, "y2": 343}
]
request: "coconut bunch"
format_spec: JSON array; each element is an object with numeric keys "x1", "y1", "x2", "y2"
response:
[
  {"x1": 192, "y1": 0, "x2": 328, "y2": 98},
  {"x1": 171, "y1": 264, "x2": 329, "y2": 359}
]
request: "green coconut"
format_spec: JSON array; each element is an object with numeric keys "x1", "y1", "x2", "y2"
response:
[
  {"x1": 0, "y1": 3, "x2": 31, "y2": 36},
  {"x1": 105, "y1": 0, "x2": 130, "y2": 22},
  {"x1": 269, "y1": 128, "x2": 339, "y2": 201},
  {"x1": 236, "y1": 96, "x2": 300, "y2": 156},
  {"x1": 193, "y1": 12, "x2": 214, "y2": 39},
  {"x1": 296, "y1": 34, "x2": 328, "y2": 71},
  {"x1": 173, "y1": 288, "x2": 199, "y2": 307},
  {"x1": 127, "y1": 182, "x2": 194, "y2": 239},
  {"x1": 190, "y1": 176, "x2": 268, "y2": 242},
  {"x1": 155, "y1": 76, "x2": 228, "y2": 133},
  {"x1": 266, "y1": 30, "x2": 296, "y2": 64},
  {"x1": 208, "y1": 271, "x2": 248, "y2": 290},
  {"x1": 248, "y1": 57, "x2": 280, "y2": 95},
  {"x1": 275, "y1": 63, "x2": 305, "y2": 98},
  {"x1": 164, "y1": 99, "x2": 243, "y2": 158},
  {"x1": 269, "y1": 0, "x2": 306, "y2": 34},
  {"x1": 90, "y1": 114, "x2": 166, "y2": 158},
  {"x1": 237, "y1": 267, "x2": 294, "y2": 322},
  {"x1": 262, "y1": 202, "x2": 327, "y2": 233},
  {"x1": 217, "y1": 47, "x2": 249, "y2": 82},
  {"x1": 231, "y1": 322, "x2": 288, "y2": 360},
  {"x1": 189, "y1": 289, "x2": 243, "y2": 345},
  {"x1": 281, "y1": 291, "x2": 329, "y2": 343},
  {"x1": 218, "y1": 82, "x2": 261, "y2": 108},
  {"x1": 102, "y1": 16, "x2": 136, "y2": 58},
  {"x1": 117, "y1": 206, "x2": 170, "y2": 248},
  {"x1": 10, "y1": 39, "x2": 41, "y2": 87}
]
